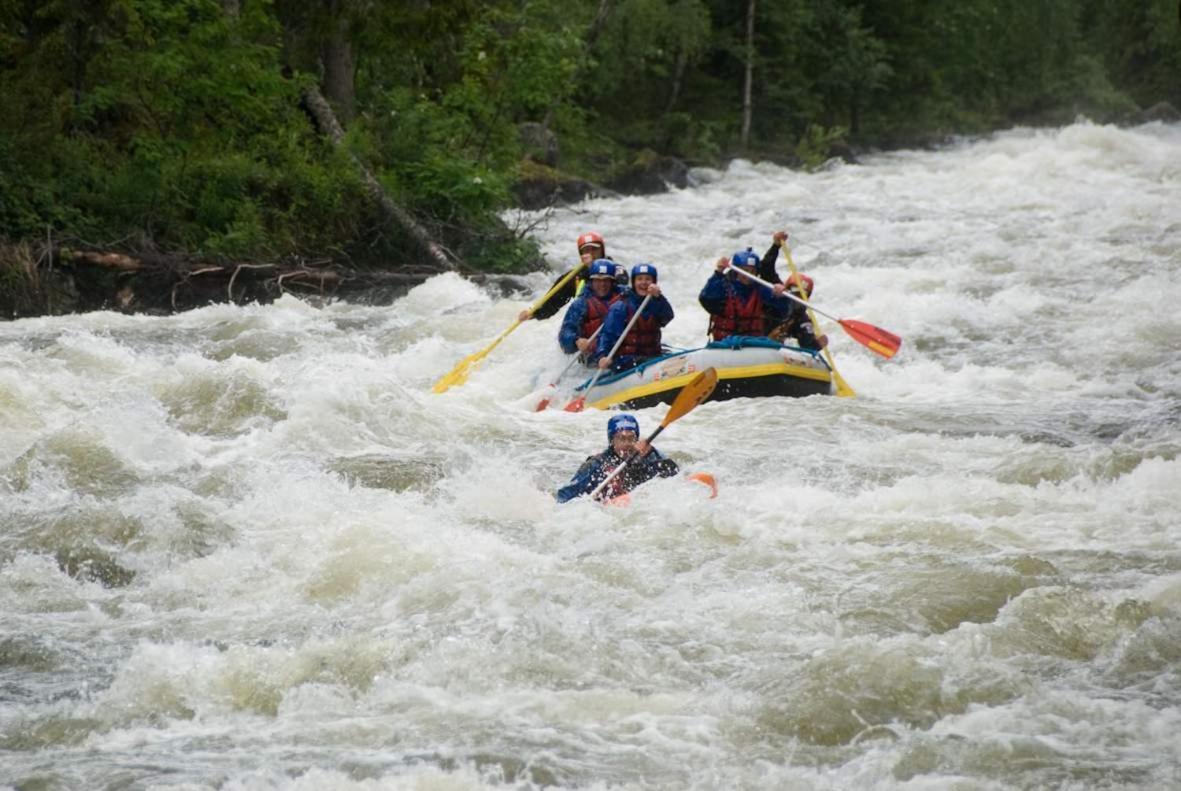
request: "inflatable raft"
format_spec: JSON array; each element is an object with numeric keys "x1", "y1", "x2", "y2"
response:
[{"x1": 569, "y1": 336, "x2": 834, "y2": 410}]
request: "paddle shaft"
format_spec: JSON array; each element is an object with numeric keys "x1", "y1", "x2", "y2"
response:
[
  {"x1": 433, "y1": 264, "x2": 585, "y2": 393},
  {"x1": 552, "y1": 325, "x2": 603, "y2": 383},
  {"x1": 723, "y1": 264, "x2": 843, "y2": 323},
  {"x1": 535, "y1": 326, "x2": 604, "y2": 410},
  {"x1": 530, "y1": 264, "x2": 588, "y2": 317},
  {"x1": 571, "y1": 293, "x2": 653, "y2": 405}
]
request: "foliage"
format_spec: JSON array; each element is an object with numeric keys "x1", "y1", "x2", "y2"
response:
[
  {"x1": 795, "y1": 124, "x2": 848, "y2": 169},
  {"x1": 1, "y1": 0, "x2": 1178, "y2": 277}
]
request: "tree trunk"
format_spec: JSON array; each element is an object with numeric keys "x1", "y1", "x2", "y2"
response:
[
  {"x1": 301, "y1": 86, "x2": 458, "y2": 272},
  {"x1": 587, "y1": 0, "x2": 613, "y2": 47},
  {"x1": 222, "y1": 0, "x2": 240, "y2": 17},
  {"x1": 666, "y1": 50, "x2": 687, "y2": 114},
  {"x1": 740, "y1": 0, "x2": 756, "y2": 149},
  {"x1": 69, "y1": 18, "x2": 88, "y2": 110},
  {"x1": 321, "y1": 2, "x2": 356, "y2": 123}
]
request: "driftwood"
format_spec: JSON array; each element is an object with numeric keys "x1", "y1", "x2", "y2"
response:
[
  {"x1": 300, "y1": 85, "x2": 458, "y2": 273},
  {"x1": 6, "y1": 243, "x2": 525, "y2": 317},
  {"x1": 67, "y1": 251, "x2": 144, "y2": 271}
]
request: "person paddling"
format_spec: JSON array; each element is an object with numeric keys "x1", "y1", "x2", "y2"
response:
[
  {"x1": 558, "y1": 260, "x2": 627, "y2": 363},
  {"x1": 519, "y1": 231, "x2": 607, "y2": 323},
  {"x1": 752, "y1": 229, "x2": 828, "y2": 350},
  {"x1": 699, "y1": 248, "x2": 792, "y2": 341},
  {"x1": 595, "y1": 264, "x2": 674, "y2": 373},
  {"x1": 768, "y1": 272, "x2": 828, "y2": 351},
  {"x1": 555, "y1": 414, "x2": 679, "y2": 503}
]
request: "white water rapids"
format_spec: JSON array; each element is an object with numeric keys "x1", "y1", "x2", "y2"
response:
[{"x1": 2, "y1": 121, "x2": 1180, "y2": 790}]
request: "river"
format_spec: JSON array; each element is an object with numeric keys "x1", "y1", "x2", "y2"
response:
[{"x1": 2, "y1": 121, "x2": 1180, "y2": 789}]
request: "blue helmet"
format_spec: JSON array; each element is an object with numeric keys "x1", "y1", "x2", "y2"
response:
[
  {"x1": 631, "y1": 263, "x2": 658, "y2": 282},
  {"x1": 731, "y1": 247, "x2": 759, "y2": 269},
  {"x1": 607, "y1": 414, "x2": 640, "y2": 441},
  {"x1": 588, "y1": 260, "x2": 615, "y2": 279}
]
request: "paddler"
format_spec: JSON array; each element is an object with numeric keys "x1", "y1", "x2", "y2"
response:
[
  {"x1": 555, "y1": 414, "x2": 679, "y2": 503},
  {"x1": 699, "y1": 247, "x2": 792, "y2": 341},
  {"x1": 557, "y1": 260, "x2": 628, "y2": 364},
  {"x1": 518, "y1": 231, "x2": 610, "y2": 322},
  {"x1": 595, "y1": 264, "x2": 674, "y2": 373},
  {"x1": 755, "y1": 230, "x2": 828, "y2": 350}
]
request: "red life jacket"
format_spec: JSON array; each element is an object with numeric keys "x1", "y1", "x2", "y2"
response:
[
  {"x1": 617, "y1": 302, "x2": 664, "y2": 358},
  {"x1": 581, "y1": 292, "x2": 621, "y2": 339},
  {"x1": 709, "y1": 285, "x2": 766, "y2": 340}
]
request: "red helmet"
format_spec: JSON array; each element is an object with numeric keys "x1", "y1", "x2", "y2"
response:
[
  {"x1": 786, "y1": 272, "x2": 814, "y2": 297},
  {"x1": 576, "y1": 231, "x2": 605, "y2": 256}
]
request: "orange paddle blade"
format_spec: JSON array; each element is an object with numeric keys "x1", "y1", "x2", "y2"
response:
[
  {"x1": 838, "y1": 319, "x2": 902, "y2": 359},
  {"x1": 563, "y1": 396, "x2": 586, "y2": 412},
  {"x1": 687, "y1": 471, "x2": 718, "y2": 499},
  {"x1": 533, "y1": 385, "x2": 557, "y2": 412}
]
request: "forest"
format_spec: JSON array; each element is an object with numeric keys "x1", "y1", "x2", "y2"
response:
[{"x1": 1, "y1": 0, "x2": 1179, "y2": 316}]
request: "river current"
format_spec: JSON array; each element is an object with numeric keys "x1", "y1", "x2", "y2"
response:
[{"x1": 2, "y1": 121, "x2": 1180, "y2": 789}]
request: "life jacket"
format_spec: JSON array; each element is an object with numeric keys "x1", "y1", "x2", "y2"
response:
[
  {"x1": 617, "y1": 299, "x2": 664, "y2": 358},
  {"x1": 708, "y1": 283, "x2": 766, "y2": 340},
  {"x1": 580, "y1": 291, "x2": 621, "y2": 338},
  {"x1": 589, "y1": 450, "x2": 628, "y2": 502}
]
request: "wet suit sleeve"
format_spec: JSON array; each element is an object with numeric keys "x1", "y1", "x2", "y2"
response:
[
  {"x1": 699, "y1": 272, "x2": 729, "y2": 316},
  {"x1": 776, "y1": 303, "x2": 822, "y2": 350},
  {"x1": 619, "y1": 448, "x2": 680, "y2": 492},
  {"x1": 648, "y1": 295, "x2": 674, "y2": 327},
  {"x1": 762, "y1": 288, "x2": 792, "y2": 324},
  {"x1": 531, "y1": 264, "x2": 586, "y2": 321},
  {"x1": 555, "y1": 453, "x2": 606, "y2": 503},
  {"x1": 792, "y1": 307, "x2": 823, "y2": 350},
  {"x1": 646, "y1": 448, "x2": 680, "y2": 478},
  {"x1": 758, "y1": 244, "x2": 782, "y2": 284},
  {"x1": 558, "y1": 297, "x2": 589, "y2": 354}
]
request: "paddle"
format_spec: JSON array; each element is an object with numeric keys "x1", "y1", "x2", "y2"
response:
[
  {"x1": 433, "y1": 265, "x2": 584, "y2": 394},
  {"x1": 781, "y1": 244, "x2": 856, "y2": 397},
  {"x1": 534, "y1": 326, "x2": 603, "y2": 411},
  {"x1": 563, "y1": 293, "x2": 653, "y2": 412},
  {"x1": 724, "y1": 265, "x2": 902, "y2": 359},
  {"x1": 588, "y1": 367, "x2": 719, "y2": 501}
]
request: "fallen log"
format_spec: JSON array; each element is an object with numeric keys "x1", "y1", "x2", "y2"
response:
[
  {"x1": 5, "y1": 241, "x2": 529, "y2": 317},
  {"x1": 63, "y1": 250, "x2": 145, "y2": 271},
  {"x1": 300, "y1": 86, "x2": 458, "y2": 274}
]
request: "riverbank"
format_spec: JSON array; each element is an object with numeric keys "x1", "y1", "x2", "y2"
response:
[{"x1": 4, "y1": 104, "x2": 1176, "y2": 321}]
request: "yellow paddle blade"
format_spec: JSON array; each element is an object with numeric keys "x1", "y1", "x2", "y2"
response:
[
  {"x1": 432, "y1": 320, "x2": 521, "y2": 393},
  {"x1": 434, "y1": 265, "x2": 586, "y2": 394},
  {"x1": 663, "y1": 367, "x2": 719, "y2": 427},
  {"x1": 431, "y1": 349, "x2": 483, "y2": 393},
  {"x1": 783, "y1": 243, "x2": 855, "y2": 397},
  {"x1": 831, "y1": 364, "x2": 856, "y2": 397}
]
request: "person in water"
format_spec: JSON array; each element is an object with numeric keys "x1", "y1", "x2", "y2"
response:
[
  {"x1": 767, "y1": 272, "x2": 828, "y2": 351},
  {"x1": 699, "y1": 248, "x2": 792, "y2": 341},
  {"x1": 555, "y1": 414, "x2": 679, "y2": 503},
  {"x1": 558, "y1": 260, "x2": 628, "y2": 363},
  {"x1": 518, "y1": 231, "x2": 609, "y2": 322},
  {"x1": 596, "y1": 263, "x2": 674, "y2": 372}
]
